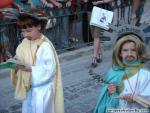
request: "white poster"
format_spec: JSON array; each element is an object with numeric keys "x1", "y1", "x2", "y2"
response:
[{"x1": 90, "y1": 6, "x2": 113, "y2": 30}]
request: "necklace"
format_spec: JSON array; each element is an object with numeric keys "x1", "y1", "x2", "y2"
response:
[{"x1": 124, "y1": 69, "x2": 140, "y2": 96}]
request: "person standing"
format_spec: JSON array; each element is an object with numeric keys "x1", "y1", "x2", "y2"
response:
[
  {"x1": 90, "y1": 0, "x2": 113, "y2": 67},
  {"x1": 10, "y1": 8, "x2": 64, "y2": 113},
  {"x1": 46, "y1": 0, "x2": 72, "y2": 50},
  {"x1": 0, "y1": 0, "x2": 19, "y2": 62},
  {"x1": 131, "y1": 0, "x2": 150, "y2": 44}
]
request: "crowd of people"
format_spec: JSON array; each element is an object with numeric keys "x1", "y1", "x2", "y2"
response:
[
  {"x1": 0, "y1": 0, "x2": 80, "y2": 63},
  {"x1": 1, "y1": 0, "x2": 150, "y2": 64}
]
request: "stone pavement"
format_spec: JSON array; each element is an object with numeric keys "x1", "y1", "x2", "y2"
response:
[{"x1": 0, "y1": 44, "x2": 150, "y2": 113}]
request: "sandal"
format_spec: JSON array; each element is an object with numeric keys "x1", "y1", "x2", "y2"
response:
[
  {"x1": 91, "y1": 57, "x2": 98, "y2": 68},
  {"x1": 96, "y1": 54, "x2": 102, "y2": 63}
]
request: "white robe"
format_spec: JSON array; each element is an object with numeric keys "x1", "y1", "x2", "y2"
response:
[
  {"x1": 22, "y1": 42, "x2": 56, "y2": 113},
  {"x1": 116, "y1": 68, "x2": 150, "y2": 113}
]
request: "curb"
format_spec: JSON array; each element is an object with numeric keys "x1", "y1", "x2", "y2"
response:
[
  {"x1": 59, "y1": 42, "x2": 112, "y2": 63},
  {"x1": 59, "y1": 46, "x2": 93, "y2": 63}
]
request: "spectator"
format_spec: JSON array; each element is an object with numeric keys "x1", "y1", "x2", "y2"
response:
[
  {"x1": 68, "y1": 0, "x2": 79, "y2": 43},
  {"x1": 15, "y1": 0, "x2": 31, "y2": 9},
  {"x1": 15, "y1": 0, "x2": 45, "y2": 9},
  {"x1": 112, "y1": 0, "x2": 132, "y2": 25},
  {"x1": 80, "y1": 0, "x2": 93, "y2": 43},
  {"x1": 0, "y1": 0, "x2": 19, "y2": 8},
  {"x1": 131, "y1": 0, "x2": 141, "y2": 20},
  {"x1": 131, "y1": 0, "x2": 150, "y2": 44},
  {"x1": 90, "y1": 0, "x2": 113, "y2": 67},
  {"x1": 0, "y1": 0, "x2": 19, "y2": 62},
  {"x1": 41, "y1": 0, "x2": 54, "y2": 8},
  {"x1": 40, "y1": 0, "x2": 57, "y2": 44},
  {"x1": 46, "y1": 0, "x2": 72, "y2": 50}
]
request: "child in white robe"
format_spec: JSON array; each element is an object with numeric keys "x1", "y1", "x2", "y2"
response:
[{"x1": 10, "y1": 8, "x2": 64, "y2": 113}]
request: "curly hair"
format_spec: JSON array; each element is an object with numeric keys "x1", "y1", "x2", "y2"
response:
[{"x1": 17, "y1": 8, "x2": 47, "y2": 31}]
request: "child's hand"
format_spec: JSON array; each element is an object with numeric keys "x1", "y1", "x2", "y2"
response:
[
  {"x1": 123, "y1": 94, "x2": 134, "y2": 102},
  {"x1": 16, "y1": 64, "x2": 32, "y2": 72},
  {"x1": 108, "y1": 83, "x2": 116, "y2": 95}
]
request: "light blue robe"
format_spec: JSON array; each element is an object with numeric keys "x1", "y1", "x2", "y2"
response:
[{"x1": 93, "y1": 67, "x2": 125, "y2": 113}]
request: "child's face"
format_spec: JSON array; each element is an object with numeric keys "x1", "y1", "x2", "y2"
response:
[
  {"x1": 21, "y1": 25, "x2": 41, "y2": 40},
  {"x1": 120, "y1": 42, "x2": 137, "y2": 62}
]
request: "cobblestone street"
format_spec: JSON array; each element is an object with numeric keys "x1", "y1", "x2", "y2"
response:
[
  {"x1": 0, "y1": 45, "x2": 112, "y2": 113},
  {"x1": 0, "y1": 45, "x2": 150, "y2": 113}
]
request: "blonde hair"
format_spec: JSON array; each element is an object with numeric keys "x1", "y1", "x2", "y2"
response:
[{"x1": 112, "y1": 34, "x2": 149, "y2": 68}]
